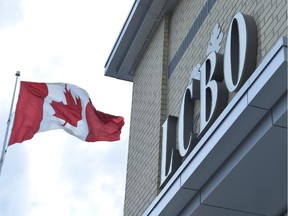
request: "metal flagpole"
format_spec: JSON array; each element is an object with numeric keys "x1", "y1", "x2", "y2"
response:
[{"x1": 0, "y1": 71, "x2": 21, "y2": 176}]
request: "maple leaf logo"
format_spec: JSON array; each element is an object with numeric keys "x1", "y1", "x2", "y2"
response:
[
  {"x1": 50, "y1": 84, "x2": 82, "y2": 127},
  {"x1": 206, "y1": 23, "x2": 223, "y2": 55}
]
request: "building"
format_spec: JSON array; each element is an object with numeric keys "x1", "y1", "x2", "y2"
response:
[{"x1": 105, "y1": 0, "x2": 287, "y2": 215}]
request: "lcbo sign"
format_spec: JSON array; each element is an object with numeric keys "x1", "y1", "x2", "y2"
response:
[{"x1": 160, "y1": 12, "x2": 258, "y2": 187}]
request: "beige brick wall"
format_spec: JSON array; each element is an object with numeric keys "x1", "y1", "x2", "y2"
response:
[
  {"x1": 124, "y1": 0, "x2": 287, "y2": 215},
  {"x1": 123, "y1": 16, "x2": 169, "y2": 216}
]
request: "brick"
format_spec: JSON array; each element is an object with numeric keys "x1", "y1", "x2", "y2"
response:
[{"x1": 274, "y1": 12, "x2": 288, "y2": 37}]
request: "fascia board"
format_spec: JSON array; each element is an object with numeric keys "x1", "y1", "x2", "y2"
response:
[{"x1": 105, "y1": 0, "x2": 179, "y2": 81}]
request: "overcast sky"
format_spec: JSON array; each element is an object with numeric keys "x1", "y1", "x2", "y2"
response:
[{"x1": 0, "y1": 0, "x2": 133, "y2": 215}]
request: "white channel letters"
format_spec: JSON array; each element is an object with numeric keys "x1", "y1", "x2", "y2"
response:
[{"x1": 160, "y1": 12, "x2": 258, "y2": 187}]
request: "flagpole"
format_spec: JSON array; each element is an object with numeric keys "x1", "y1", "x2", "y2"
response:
[{"x1": 0, "y1": 71, "x2": 21, "y2": 176}]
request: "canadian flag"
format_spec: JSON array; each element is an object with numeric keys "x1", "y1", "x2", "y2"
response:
[{"x1": 9, "y1": 81, "x2": 124, "y2": 145}]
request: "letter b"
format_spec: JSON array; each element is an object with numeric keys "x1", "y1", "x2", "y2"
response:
[{"x1": 200, "y1": 52, "x2": 228, "y2": 133}]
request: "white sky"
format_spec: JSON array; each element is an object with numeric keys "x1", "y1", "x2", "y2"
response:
[{"x1": 0, "y1": 0, "x2": 134, "y2": 215}]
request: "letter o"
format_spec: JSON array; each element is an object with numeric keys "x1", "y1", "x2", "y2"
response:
[{"x1": 224, "y1": 12, "x2": 257, "y2": 92}]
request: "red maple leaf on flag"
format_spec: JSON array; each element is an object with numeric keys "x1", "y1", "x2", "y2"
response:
[{"x1": 50, "y1": 84, "x2": 82, "y2": 127}]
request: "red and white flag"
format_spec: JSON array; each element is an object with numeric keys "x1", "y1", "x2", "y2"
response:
[{"x1": 9, "y1": 81, "x2": 125, "y2": 145}]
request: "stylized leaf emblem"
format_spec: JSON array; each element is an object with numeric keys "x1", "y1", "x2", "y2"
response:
[
  {"x1": 206, "y1": 23, "x2": 223, "y2": 55},
  {"x1": 50, "y1": 84, "x2": 82, "y2": 127}
]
